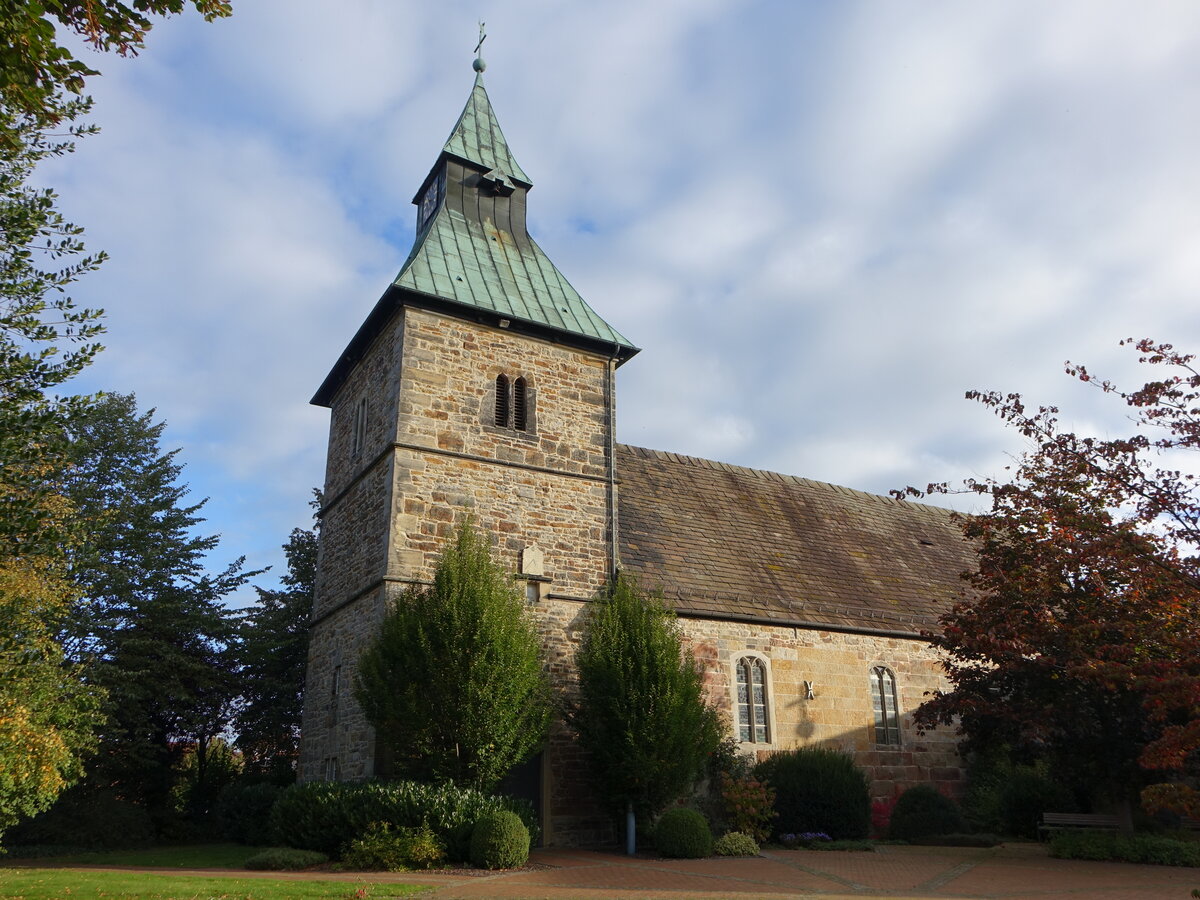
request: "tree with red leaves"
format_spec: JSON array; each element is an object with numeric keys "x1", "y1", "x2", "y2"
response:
[{"x1": 905, "y1": 339, "x2": 1200, "y2": 821}]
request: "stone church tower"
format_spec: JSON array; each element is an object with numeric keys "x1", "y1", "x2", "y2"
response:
[{"x1": 299, "y1": 60, "x2": 637, "y2": 842}]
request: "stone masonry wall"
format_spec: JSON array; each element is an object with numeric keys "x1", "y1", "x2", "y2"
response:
[{"x1": 678, "y1": 617, "x2": 963, "y2": 803}]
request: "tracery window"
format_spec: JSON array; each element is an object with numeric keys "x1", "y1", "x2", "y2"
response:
[
  {"x1": 735, "y1": 656, "x2": 770, "y2": 743},
  {"x1": 870, "y1": 666, "x2": 901, "y2": 746}
]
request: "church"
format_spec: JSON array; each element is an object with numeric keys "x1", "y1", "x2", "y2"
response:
[{"x1": 298, "y1": 56, "x2": 976, "y2": 847}]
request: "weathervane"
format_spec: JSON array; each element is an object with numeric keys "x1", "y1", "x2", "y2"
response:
[{"x1": 473, "y1": 21, "x2": 487, "y2": 73}]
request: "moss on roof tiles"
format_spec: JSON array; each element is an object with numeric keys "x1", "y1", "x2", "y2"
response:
[{"x1": 616, "y1": 444, "x2": 976, "y2": 634}]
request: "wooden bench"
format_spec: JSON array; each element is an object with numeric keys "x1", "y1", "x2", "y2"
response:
[{"x1": 1038, "y1": 812, "x2": 1122, "y2": 839}]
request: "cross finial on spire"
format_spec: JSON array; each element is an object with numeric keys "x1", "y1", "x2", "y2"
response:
[{"x1": 473, "y1": 21, "x2": 487, "y2": 73}]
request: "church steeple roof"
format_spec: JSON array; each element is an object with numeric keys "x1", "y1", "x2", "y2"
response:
[
  {"x1": 439, "y1": 73, "x2": 531, "y2": 186},
  {"x1": 312, "y1": 61, "x2": 636, "y2": 408},
  {"x1": 390, "y1": 68, "x2": 637, "y2": 354}
]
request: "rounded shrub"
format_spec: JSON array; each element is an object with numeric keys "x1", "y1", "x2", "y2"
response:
[
  {"x1": 887, "y1": 785, "x2": 967, "y2": 841},
  {"x1": 653, "y1": 808, "x2": 713, "y2": 859},
  {"x1": 469, "y1": 810, "x2": 530, "y2": 869},
  {"x1": 713, "y1": 831, "x2": 759, "y2": 857},
  {"x1": 754, "y1": 748, "x2": 870, "y2": 840}
]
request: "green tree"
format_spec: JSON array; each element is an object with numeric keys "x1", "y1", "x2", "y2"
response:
[
  {"x1": 0, "y1": 0, "x2": 231, "y2": 132},
  {"x1": 905, "y1": 339, "x2": 1200, "y2": 821},
  {"x1": 0, "y1": 479, "x2": 104, "y2": 841},
  {"x1": 62, "y1": 393, "x2": 252, "y2": 826},
  {"x1": 567, "y1": 573, "x2": 722, "y2": 848},
  {"x1": 0, "y1": 0, "x2": 233, "y2": 838},
  {"x1": 234, "y1": 525, "x2": 317, "y2": 782},
  {"x1": 355, "y1": 521, "x2": 551, "y2": 792}
]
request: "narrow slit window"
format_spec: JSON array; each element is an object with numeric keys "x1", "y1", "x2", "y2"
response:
[
  {"x1": 735, "y1": 656, "x2": 770, "y2": 743},
  {"x1": 513, "y1": 377, "x2": 528, "y2": 431},
  {"x1": 352, "y1": 396, "x2": 367, "y2": 457},
  {"x1": 495, "y1": 374, "x2": 510, "y2": 427},
  {"x1": 871, "y1": 666, "x2": 901, "y2": 746}
]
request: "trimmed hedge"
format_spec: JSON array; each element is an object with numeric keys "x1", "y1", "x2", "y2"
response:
[
  {"x1": 755, "y1": 749, "x2": 870, "y2": 840},
  {"x1": 654, "y1": 808, "x2": 713, "y2": 859},
  {"x1": 887, "y1": 785, "x2": 967, "y2": 841},
  {"x1": 1050, "y1": 831, "x2": 1200, "y2": 867},
  {"x1": 217, "y1": 782, "x2": 282, "y2": 845},
  {"x1": 269, "y1": 780, "x2": 537, "y2": 858}
]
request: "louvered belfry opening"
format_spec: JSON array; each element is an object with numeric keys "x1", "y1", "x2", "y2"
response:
[
  {"x1": 513, "y1": 377, "x2": 528, "y2": 431},
  {"x1": 495, "y1": 373, "x2": 510, "y2": 427}
]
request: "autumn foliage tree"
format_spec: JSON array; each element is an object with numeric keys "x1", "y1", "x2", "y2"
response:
[{"x1": 907, "y1": 339, "x2": 1200, "y2": 819}]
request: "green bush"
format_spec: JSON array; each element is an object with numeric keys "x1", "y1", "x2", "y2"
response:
[
  {"x1": 961, "y1": 752, "x2": 1075, "y2": 837},
  {"x1": 341, "y1": 822, "x2": 446, "y2": 871},
  {"x1": 713, "y1": 831, "x2": 759, "y2": 856},
  {"x1": 754, "y1": 749, "x2": 870, "y2": 840},
  {"x1": 469, "y1": 811, "x2": 529, "y2": 869},
  {"x1": 654, "y1": 808, "x2": 713, "y2": 859},
  {"x1": 216, "y1": 782, "x2": 281, "y2": 845},
  {"x1": 445, "y1": 821, "x2": 475, "y2": 863},
  {"x1": 269, "y1": 780, "x2": 537, "y2": 857},
  {"x1": 887, "y1": 785, "x2": 967, "y2": 841},
  {"x1": 244, "y1": 847, "x2": 329, "y2": 870},
  {"x1": 1050, "y1": 831, "x2": 1200, "y2": 867},
  {"x1": 6, "y1": 788, "x2": 155, "y2": 849},
  {"x1": 997, "y1": 771, "x2": 1075, "y2": 839}
]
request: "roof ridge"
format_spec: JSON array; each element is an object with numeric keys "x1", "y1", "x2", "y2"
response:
[{"x1": 616, "y1": 442, "x2": 951, "y2": 516}]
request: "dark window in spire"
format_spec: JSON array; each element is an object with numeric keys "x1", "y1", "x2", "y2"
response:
[
  {"x1": 513, "y1": 377, "x2": 528, "y2": 431},
  {"x1": 495, "y1": 374, "x2": 510, "y2": 427}
]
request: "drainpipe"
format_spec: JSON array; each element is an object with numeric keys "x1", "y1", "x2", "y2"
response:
[{"x1": 606, "y1": 346, "x2": 620, "y2": 582}]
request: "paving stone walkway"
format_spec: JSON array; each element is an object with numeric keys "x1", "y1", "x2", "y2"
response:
[
  {"x1": 407, "y1": 843, "x2": 1200, "y2": 899},
  {"x1": 10, "y1": 843, "x2": 1200, "y2": 899}
]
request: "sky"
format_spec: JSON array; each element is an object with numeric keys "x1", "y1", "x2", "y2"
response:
[{"x1": 44, "y1": 0, "x2": 1200, "y2": 603}]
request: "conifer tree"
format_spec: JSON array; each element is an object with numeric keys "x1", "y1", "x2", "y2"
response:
[
  {"x1": 355, "y1": 521, "x2": 551, "y2": 791},
  {"x1": 567, "y1": 573, "x2": 722, "y2": 846},
  {"x1": 62, "y1": 394, "x2": 251, "y2": 823},
  {"x1": 234, "y1": 526, "x2": 317, "y2": 781}
]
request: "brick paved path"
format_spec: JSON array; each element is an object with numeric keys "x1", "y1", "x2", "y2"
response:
[
  {"x1": 421, "y1": 844, "x2": 1200, "y2": 899},
  {"x1": 10, "y1": 843, "x2": 1199, "y2": 899}
]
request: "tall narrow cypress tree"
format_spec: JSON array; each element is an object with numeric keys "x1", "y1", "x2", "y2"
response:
[{"x1": 568, "y1": 574, "x2": 722, "y2": 844}]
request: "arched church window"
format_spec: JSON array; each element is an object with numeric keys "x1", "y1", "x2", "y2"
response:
[
  {"x1": 495, "y1": 374, "x2": 510, "y2": 427},
  {"x1": 870, "y1": 666, "x2": 901, "y2": 746},
  {"x1": 513, "y1": 377, "x2": 529, "y2": 431},
  {"x1": 735, "y1": 656, "x2": 770, "y2": 743}
]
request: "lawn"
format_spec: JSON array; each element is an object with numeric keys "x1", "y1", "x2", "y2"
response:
[
  {"x1": 5, "y1": 844, "x2": 262, "y2": 868},
  {"x1": 0, "y1": 868, "x2": 426, "y2": 900}
]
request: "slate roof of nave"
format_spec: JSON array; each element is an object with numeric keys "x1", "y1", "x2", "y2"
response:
[{"x1": 616, "y1": 444, "x2": 976, "y2": 636}]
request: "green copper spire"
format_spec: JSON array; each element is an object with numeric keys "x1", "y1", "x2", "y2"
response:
[
  {"x1": 440, "y1": 72, "x2": 532, "y2": 186},
  {"x1": 391, "y1": 60, "x2": 636, "y2": 353}
]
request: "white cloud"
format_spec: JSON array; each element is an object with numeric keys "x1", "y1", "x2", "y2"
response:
[{"x1": 37, "y1": 0, "x2": 1200, "y2": 592}]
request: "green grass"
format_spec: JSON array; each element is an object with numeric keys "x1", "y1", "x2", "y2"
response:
[
  {"x1": 4, "y1": 844, "x2": 260, "y2": 869},
  {"x1": 0, "y1": 868, "x2": 427, "y2": 899}
]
